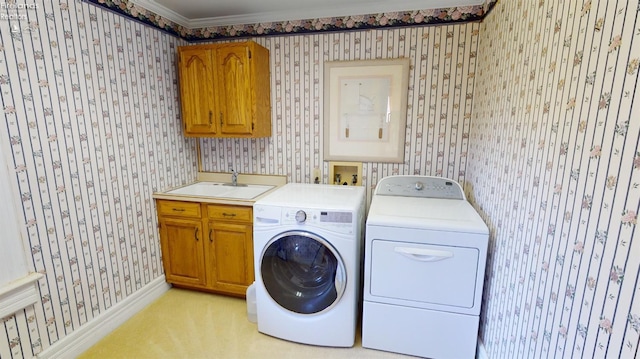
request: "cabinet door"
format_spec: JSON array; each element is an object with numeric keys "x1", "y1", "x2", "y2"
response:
[
  {"x1": 215, "y1": 45, "x2": 253, "y2": 135},
  {"x1": 207, "y1": 221, "x2": 254, "y2": 296},
  {"x1": 178, "y1": 48, "x2": 217, "y2": 136},
  {"x1": 159, "y1": 217, "x2": 207, "y2": 287}
]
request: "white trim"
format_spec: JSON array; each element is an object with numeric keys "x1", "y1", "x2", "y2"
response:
[
  {"x1": 131, "y1": 0, "x2": 191, "y2": 27},
  {"x1": 37, "y1": 277, "x2": 170, "y2": 359},
  {"x1": 0, "y1": 273, "x2": 43, "y2": 317},
  {"x1": 477, "y1": 337, "x2": 489, "y2": 359}
]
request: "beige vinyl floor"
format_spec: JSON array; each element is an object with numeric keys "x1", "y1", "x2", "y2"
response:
[{"x1": 79, "y1": 288, "x2": 411, "y2": 359}]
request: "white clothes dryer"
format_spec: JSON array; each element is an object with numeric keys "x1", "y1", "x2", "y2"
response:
[
  {"x1": 253, "y1": 183, "x2": 365, "y2": 347},
  {"x1": 362, "y1": 176, "x2": 489, "y2": 359}
]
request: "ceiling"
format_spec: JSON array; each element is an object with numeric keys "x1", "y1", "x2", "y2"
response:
[{"x1": 131, "y1": 0, "x2": 484, "y2": 29}]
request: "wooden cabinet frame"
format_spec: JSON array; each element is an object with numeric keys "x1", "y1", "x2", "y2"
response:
[
  {"x1": 178, "y1": 41, "x2": 271, "y2": 138},
  {"x1": 156, "y1": 200, "x2": 255, "y2": 297}
]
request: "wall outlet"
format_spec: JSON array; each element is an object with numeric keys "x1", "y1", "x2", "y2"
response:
[{"x1": 312, "y1": 168, "x2": 321, "y2": 184}]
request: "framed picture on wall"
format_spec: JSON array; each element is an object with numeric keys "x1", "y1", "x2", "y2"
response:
[{"x1": 323, "y1": 58, "x2": 410, "y2": 163}]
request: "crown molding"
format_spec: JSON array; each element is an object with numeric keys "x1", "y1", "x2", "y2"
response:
[{"x1": 131, "y1": 0, "x2": 191, "y2": 27}]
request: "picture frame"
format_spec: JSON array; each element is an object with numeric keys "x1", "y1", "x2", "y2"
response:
[{"x1": 323, "y1": 58, "x2": 410, "y2": 163}]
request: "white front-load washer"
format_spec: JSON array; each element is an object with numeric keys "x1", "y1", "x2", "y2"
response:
[
  {"x1": 362, "y1": 176, "x2": 489, "y2": 359},
  {"x1": 253, "y1": 183, "x2": 365, "y2": 347}
]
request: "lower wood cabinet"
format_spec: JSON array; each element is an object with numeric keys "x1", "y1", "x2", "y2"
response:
[
  {"x1": 156, "y1": 200, "x2": 254, "y2": 297},
  {"x1": 207, "y1": 221, "x2": 254, "y2": 296},
  {"x1": 159, "y1": 217, "x2": 207, "y2": 287}
]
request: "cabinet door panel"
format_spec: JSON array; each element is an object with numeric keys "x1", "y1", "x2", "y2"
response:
[
  {"x1": 160, "y1": 218, "x2": 206, "y2": 286},
  {"x1": 179, "y1": 49, "x2": 217, "y2": 135},
  {"x1": 216, "y1": 46, "x2": 253, "y2": 135},
  {"x1": 208, "y1": 221, "x2": 254, "y2": 295}
]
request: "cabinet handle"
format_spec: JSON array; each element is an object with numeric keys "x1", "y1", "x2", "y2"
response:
[
  {"x1": 219, "y1": 112, "x2": 223, "y2": 126},
  {"x1": 222, "y1": 212, "x2": 236, "y2": 217},
  {"x1": 209, "y1": 228, "x2": 213, "y2": 242},
  {"x1": 209, "y1": 111, "x2": 213, "y2": 125},
  {"x1": 172, "y1": 208, "x2": 185, "y2": 212},
  {"x1": 194, "y1": 227, "x2": 199, "y2": 241}
]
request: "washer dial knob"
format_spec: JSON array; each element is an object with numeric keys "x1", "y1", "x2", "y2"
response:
[
  {"x1": 295, "y1": 210, "x2": 307, "y2": 223},
  {"x1": 415, "y1": 181, "x2": 424, "y2": 190}
]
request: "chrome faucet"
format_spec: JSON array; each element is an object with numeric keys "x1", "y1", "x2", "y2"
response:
[{"x1": 230, "y1": 168, "x2": 238, "y2": 186}]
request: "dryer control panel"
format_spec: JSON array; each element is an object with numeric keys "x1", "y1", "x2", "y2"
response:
[{"x1": 375, "y1": 176, "x2": 465, "y2": 200}]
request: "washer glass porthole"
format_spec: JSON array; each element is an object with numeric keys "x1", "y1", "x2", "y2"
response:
[{"x1": 260, "y1": 231, "x2": 346, "y2": 315}]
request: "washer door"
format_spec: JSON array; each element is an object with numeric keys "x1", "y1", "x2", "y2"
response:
[{"x1": 260, "y1": 230, "x2": 346, "y2": 314}]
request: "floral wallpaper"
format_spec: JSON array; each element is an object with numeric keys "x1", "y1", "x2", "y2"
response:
[
  {"x1": 0, "y1": 1, "x2": 193, "y2": 357},
  {"x1": 468, "y1": 0, "x2": 640, "y2": 358},
  {"x1": 84, "y1": 0, "x2": 496, "y2": 41}
]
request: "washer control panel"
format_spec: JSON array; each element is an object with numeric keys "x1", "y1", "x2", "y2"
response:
[
  {"x1": 254, "y1": 205, "x2": 356, "y2": 234},
  {"x1": 281, "y1": 208, "x2": 355, "y2": 234},
  {"x1": 375, "y1": 175, "x2": 465, "y2": 200}
]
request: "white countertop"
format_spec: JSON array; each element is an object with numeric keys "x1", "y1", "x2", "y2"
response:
[{"x1": 152, "y1": 172, "x2": 287, "y2": 206}]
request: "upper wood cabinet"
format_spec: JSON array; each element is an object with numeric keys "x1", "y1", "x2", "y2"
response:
[
  {"x1": 178, "y1": 48, "x2": 216, "y2": 135},
  {"x1": 177, "y1": 41, "x2": 271, "y2": 138}
]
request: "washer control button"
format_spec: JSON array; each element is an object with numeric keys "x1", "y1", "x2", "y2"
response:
[
  {"x1": 414, "y1": 181, "x2": 424, "y2": 190},
  {"x1": 295, "y1": 210, "x2": 307, "y2": 223}
]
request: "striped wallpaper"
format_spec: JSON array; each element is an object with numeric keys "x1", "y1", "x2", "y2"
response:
[
  {"x1": 469, "y1": 0, "x2": 639, "y2": 358},
  {"x1": 199, "y1": 25, "x2": 479, "y2": 200},
  {"x1": 1, "y1": 2, "x2": 193, "y2": 357},
  {"x1": 1, "y1": 2, "x2": 479, "y2": 356},
  {"x1": 1, "y1": 0, "x2": 638, "y2": 358}
]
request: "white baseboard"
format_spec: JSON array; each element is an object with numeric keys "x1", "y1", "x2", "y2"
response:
[
  {"x1": 38, "y1": 276, "x2": 170, "y2": 359},
  {"x1": 477, "y1": 337, "x2": 489, "y2": 359}
]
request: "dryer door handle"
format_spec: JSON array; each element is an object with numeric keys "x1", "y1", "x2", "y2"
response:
[{"x1": 394, "y1": 247, "x2": 454, "y2": 262}]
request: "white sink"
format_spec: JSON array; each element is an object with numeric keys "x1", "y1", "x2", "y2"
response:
[{"x1": 167, "y1": 182, "x2": 274, "y2": 200}]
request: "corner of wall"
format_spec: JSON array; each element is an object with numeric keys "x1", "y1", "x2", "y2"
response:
[{"x1": 37, "y1": 278, "x2": 170, "y2": 359}]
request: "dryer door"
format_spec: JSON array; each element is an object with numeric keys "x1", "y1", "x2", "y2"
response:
[{"x1": 260, "y1": 230, "x2": 346, "y2": 314}]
